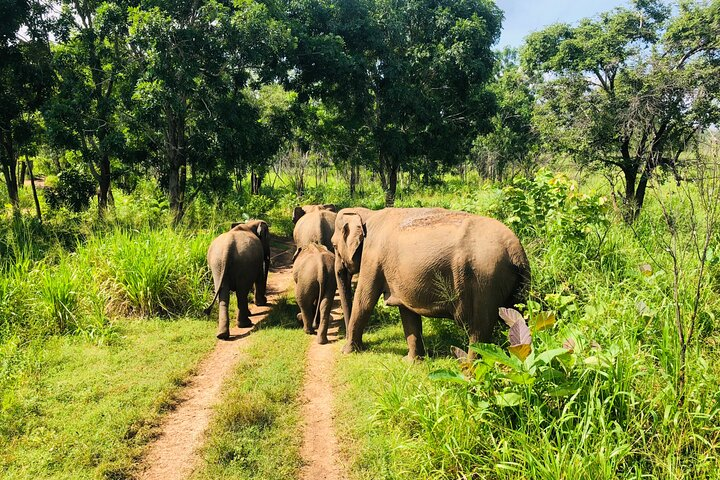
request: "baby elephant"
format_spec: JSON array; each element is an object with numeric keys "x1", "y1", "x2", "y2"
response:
[
  {"x1": 205, "y1": 220, "x2": 270, "y2": 339},
  {"x1": 293, "y1": 243, "x2": 337, "y2": 344}
]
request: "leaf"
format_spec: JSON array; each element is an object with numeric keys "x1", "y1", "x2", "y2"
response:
[
  {"x1": 590, "y1": 340, "x2": 601, "y2": 351},
  {"x1": 562, "y1": 337, "x2": 576, "y2": 353},
  {"x1": 533, "y1": 311, "x2": 556, "y2": 332},
  {"x1": 508, "y1": 343, "x2": 531, "y2": 361},
  {"x1": 470, "y1": 343, "x2": 518, "y2": 368},
  {"x1": 546, "y1": 385, "x2": 580, "y2": 397},
  {"x1": 534, "y1": 347, "x2": 570, "y2": 365},
  {"x1": 429, "y1": 369, "x2": 469, "y2": 384},
  {"x1": 504, "y1": 371, "x2": 535, "y2": 385},
  {"x1": 499, "y1": 307, "x2": 524, "y2": 328},
  {"x1": 636, "y1": 300, "x2": 654, "y2": 318},
  {"x1": 451, "y1": 346, "x2": 468, "y2": 359},
  {"x1": 509, "y1": 317, "x2": 532, "y2": 346},
  {"x1": 494, "y1": 392, "x2": 524, "y2": 407},
  {"x1": 638, "y1": 263, "x2": 653, "y2": 276}
]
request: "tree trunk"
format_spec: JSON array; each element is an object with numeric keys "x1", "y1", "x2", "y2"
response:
[
  {"x1": 384, "y1": 165, "x2": 397, "y2": 207},
  {"x1": 1, "y1": 133, "x2": 20, "y2": 212},
  {"x1": 98, "y1": 154, "x2": 111, "y2": 211},
  {"x1": 27, "y1": 158, "x2": 41, "y2": 221},
  {"x1": 19, "y1": 161, "x2": 26, "y2": 188},
  {"x1": 349, "y1": 163, "x2": 357, "y2": 197},
  {"x1": 251, "y1": 169, "x2": 263, "y2": 195}
]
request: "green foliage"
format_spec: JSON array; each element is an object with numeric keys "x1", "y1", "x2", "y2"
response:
[
  {"x1": 0, "y1": 318, "x2": 216, "y2": 479},
  {"x1": 43, "y1": 167, "x2": 96, "y2": 212},
  {"x1": 522, "y1": 0, "x2": 720, "y2": 218},
  {"x1": 88, "y1": 229, "x2": 211, "y2": 317},
  {"x1": 494, "y1": 169, "x2": 610, "y2": 239}
]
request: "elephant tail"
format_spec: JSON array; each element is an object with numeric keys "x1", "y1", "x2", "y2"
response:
[
  {"x1": 508, "y1": 244, "x2": 531, "y2": 309},
  {"x1": 204, "y1": 247, "x2": 230, "y2": 316}
]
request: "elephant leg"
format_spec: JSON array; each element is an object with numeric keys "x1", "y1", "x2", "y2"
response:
[
  {"x1": 297, "y1": 290, "x2": 316, "y2": 335},
  {"x1": 216, "y1": 287, "x2": 231, "y2": 340},
  {"x1": 254, "y1": 266, "x2": 268, "y2": 307},
  {"x1": 466, "y1": 303, "x2": 497, "y2": 360},
  {"x1": 342, "y1": 270, "x2": 382, "y2": 354},
  {"x1": 400, "y1": 306, "x2": 425, "y2": 361},
  {"x1": 236, "y1": 290, "x2": 253, "y2": 328},
  {"x1": 316, "y1": 295, "x2": 332, "y2": 345}
]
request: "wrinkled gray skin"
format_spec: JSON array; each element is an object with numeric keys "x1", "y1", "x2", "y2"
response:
[
  {"x1": 293, "y1": 243, "x2": 337, "y2": 345},
  {"x1": 332, "y1": 207, "x2": 374, "y2": 332},
  {"x1": 292, "y1": 204, "x2": 337, "y2": 253},
  {"x1": 332, "y1": 208, "x2": 530, "y2": 360},
  {"x1": 205, "y1": 220, "x2": 271, "y2": 339}
]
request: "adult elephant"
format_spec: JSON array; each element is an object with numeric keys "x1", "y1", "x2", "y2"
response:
[
  {"x1": 292, "y1": 204, "x2": 337, "y2": 253},
  {"x1": 205, "y1": 220, "x2": 271, "y2": 339},
  {"x1": 332, "y1": 208, "x2": 530, "y2": 360}
]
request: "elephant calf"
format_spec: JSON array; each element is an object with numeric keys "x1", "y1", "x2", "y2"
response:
[
  {"x1": 293, "y1": 243, "x2": 337, "y2": 344},
  {"x1": 292, "y1": 204, "x2": 337, "y2": 253},
  {"x1": 205, "y1": 220, "x2": 270, "y2": 339}
]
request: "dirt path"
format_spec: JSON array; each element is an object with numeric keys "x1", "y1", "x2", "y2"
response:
[
  {"x1": 136, "y1": 241, "x2": 295, "y2": 480},
  {"x1": 299, "y1": 299, "x2": 347, "y2": 480}
]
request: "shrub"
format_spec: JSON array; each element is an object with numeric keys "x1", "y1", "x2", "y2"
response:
[
  {"x1": 493, "y1": 169, "x2": 610, "y2": 239},
  {"x1": 44, "y1": 168, "x2": 96, "y2": 212}
]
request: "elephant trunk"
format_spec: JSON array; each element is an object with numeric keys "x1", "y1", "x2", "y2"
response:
[{"x1": 335, "y1": 261, "x2": 353, "y2": 332}]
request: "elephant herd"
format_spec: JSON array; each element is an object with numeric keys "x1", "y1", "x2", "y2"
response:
[{"x1": 206, "y1": 204, "x2": 531, "y2": 360}]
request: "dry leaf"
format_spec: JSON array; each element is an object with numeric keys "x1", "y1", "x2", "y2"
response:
[
  {"x1": 534, "y1": 311, "x2": 556, "y2": 332},
  {"x1": 562, "y1": 337, "x2": 576, "y2": 353},
  {"x1": 638, "y1": 263, "x2": 653, "y2": 276},
  {"x1": 499, "y1": 307, "x2": 524, "y2": 328},
  {"x1": 509, "y1": 344, "x2": 531, "y2": 361}
]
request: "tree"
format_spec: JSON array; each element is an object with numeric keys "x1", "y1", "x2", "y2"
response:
[
  {"x1": 127, "y1": 0, "x2": 291, "y2": 222},
  {"x1": 44, "y1": 0, "x2": 133, "y2": 211},
  {"x1": 0, "y1": 0, "x2": 53, "y2": 212},
  {"x1": 472, "y1": 48, "x2": 538, "y2": 181},
  {"x1": 289, "y1": 0, "x2": 502, "y2": 206},
  {"x1": 523, "y1": 0, "x2": 720, "y2": 221}
]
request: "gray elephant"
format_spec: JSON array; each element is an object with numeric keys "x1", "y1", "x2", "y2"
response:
[
  {"x1": 293, "y1": 243, "x2": 337, "y2": 344},
  {"x1": 332, "y1": 208, "x2": 530, "y2": 360},
  {"x1": 292, "y1": 204, "x2": 337, "y2": 253},
  {"x1": 205, "y1": 220, "x2": 271, "y2": 339}
]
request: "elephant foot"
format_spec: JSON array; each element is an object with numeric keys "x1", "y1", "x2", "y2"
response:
[
  {"x1": 237, "y1": 319, "x2": 254, "y2": 328},
  {"x1": 216, "y1": 331, "x2": 230, "y2": 340},
  {"x1": 403, "y1": 353, "x2": 424, "y2": 364},
  {"x1": 255, "y1": 296, "x2": 268, "y2": 307},
  {"x1": 341, "y1": 340, "x2": 365, "y2": 354},
  {"x1": 304, "y1": 328, "x2": 316, "y2": 335},
  {"x1": 317, "y1": 335, "x2": 329, "y2": 345}
]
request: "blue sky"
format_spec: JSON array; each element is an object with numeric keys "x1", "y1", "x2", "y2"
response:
[{"x1": 495, "y1": 0, "x2": 629, "y2": 48}]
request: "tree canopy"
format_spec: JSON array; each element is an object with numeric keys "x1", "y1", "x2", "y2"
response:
[{"x1": 523, "y1": 0, "x2": 720, "y2": 220}]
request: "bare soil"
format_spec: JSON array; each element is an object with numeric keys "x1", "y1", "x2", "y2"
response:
[
  {"x1": 299, "y1": 298, "x2": 348, "y2": 480},
  {"x1": 136, "y1": 239, "x2": 295, "y2": 480}
]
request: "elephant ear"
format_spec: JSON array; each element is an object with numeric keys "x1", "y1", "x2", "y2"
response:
[
  {"x1": 292, "y1": 206, "x2": 305, "y2": 224},
  {"x1": 322, "y1": 204, "x2": 337, "y2": 213},
  {"x1": 343, "y1": 214, "x2": 365, "y2": 260}
]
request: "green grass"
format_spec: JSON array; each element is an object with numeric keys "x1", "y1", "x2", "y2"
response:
[
  {"x1": 193, "y1": 302, "x2": 311, "y2": 480},
  {"x1": 0, "y1": 317, "x2": 216, "y2": 479}
]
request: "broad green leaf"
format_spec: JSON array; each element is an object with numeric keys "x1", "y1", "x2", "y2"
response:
[
  {"x1": 470, "y1": 343, "x2": 520, "y2": 369},
  {"x1": 504, "y1": 371, "x2": 536, "y2": 385},
  {"x1": 534, "y1": 347, "x2": 570, "y2": 365},
  {"x1": 429, "y1": 369, "x2": 469, "y2": 384},
  {"x1": 494, "y1": 392, "x2": 525, "y2": 407}
]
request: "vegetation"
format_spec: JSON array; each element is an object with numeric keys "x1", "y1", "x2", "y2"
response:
[{"x1": 1, "y1": 0, "x2": 720, "y2": 478}]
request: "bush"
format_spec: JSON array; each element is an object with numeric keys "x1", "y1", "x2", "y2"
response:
[
  {"x1": 493, "y1": 169, "x2": 610, "y2": 239},
  {"x1": 44, "y1": 168, "x2": 96, "y2": 212}
]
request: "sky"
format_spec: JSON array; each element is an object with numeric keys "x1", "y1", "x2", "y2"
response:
[{"x1": 495, "y1": 0, "x2": 629, "y2": 49}]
